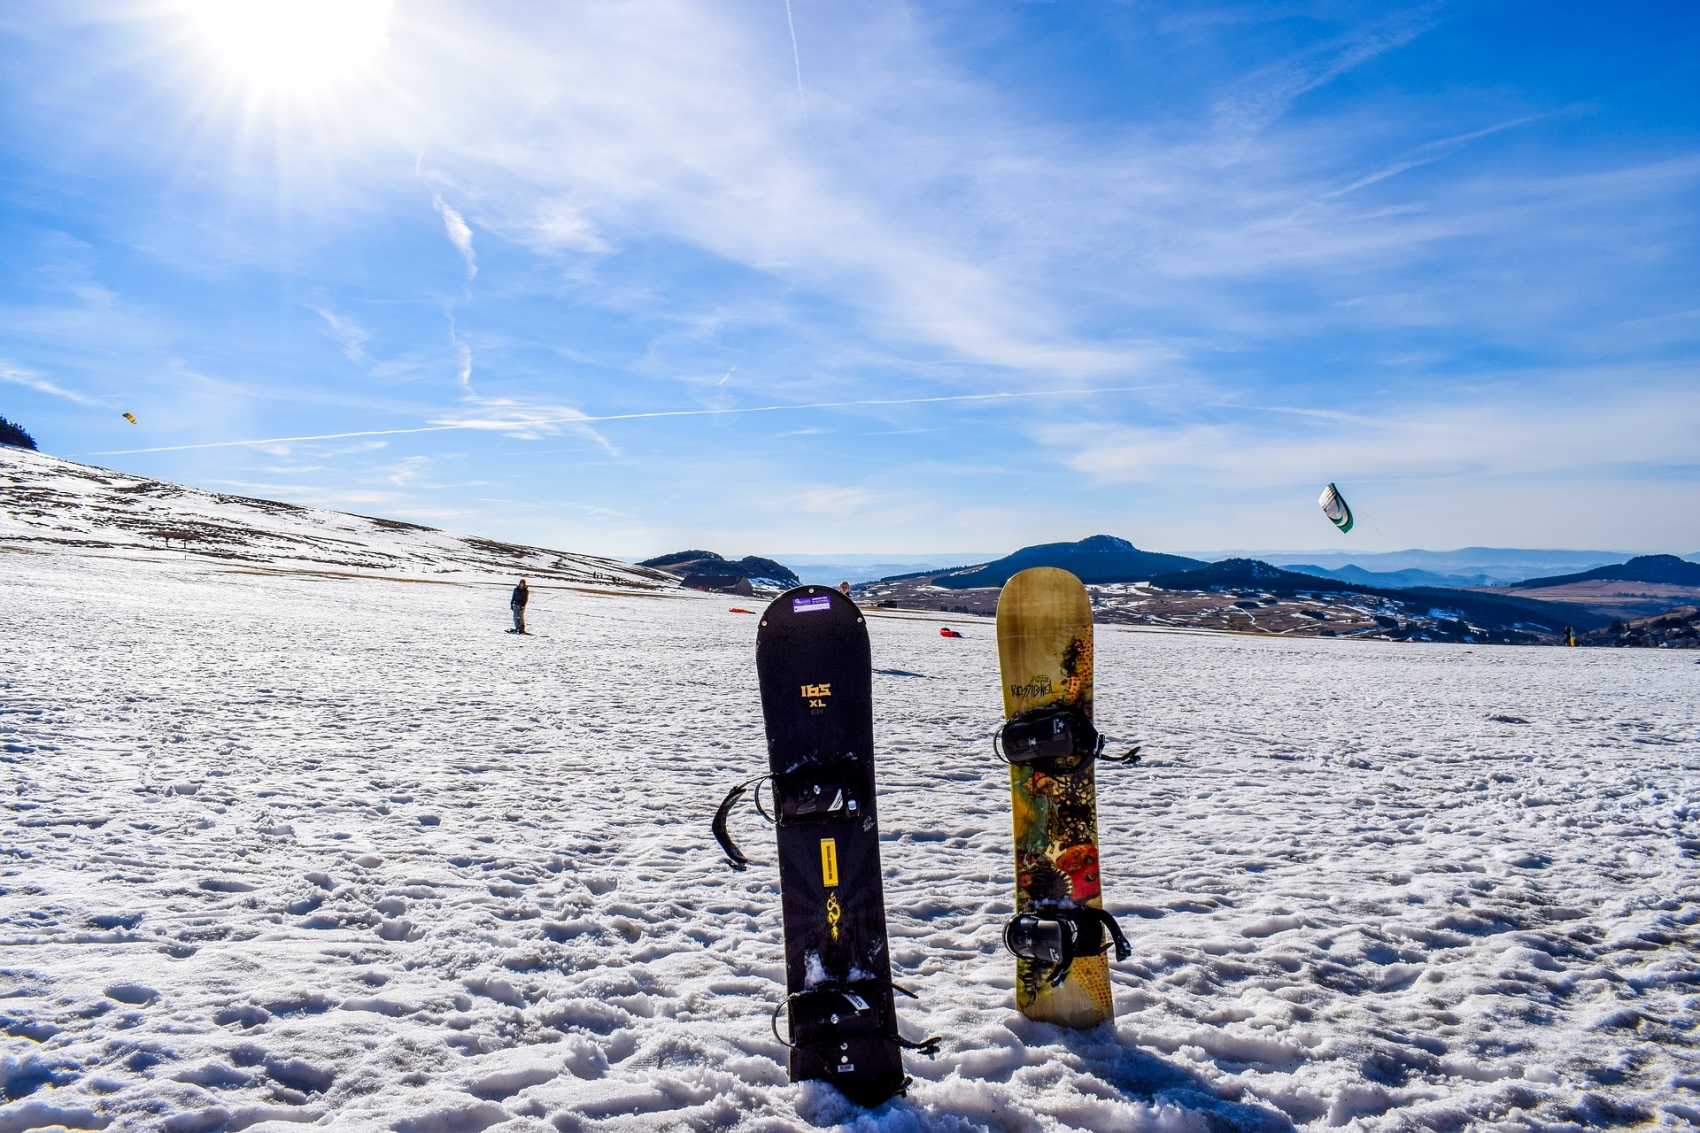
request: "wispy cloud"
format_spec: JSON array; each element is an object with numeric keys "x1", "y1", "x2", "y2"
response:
[
  {"x1": 1319, "y1": 116, "x2": 1547, "y2": 201},
  {"x1": 310, "y1": 305, "x2": 371, "y2": 363},
  {"x1": 0, "y1": 360, "x2": 109, "y2": 408},
  {"x1": 435, "y1": 398, "x2": 619, "y2": 454},
  {"x1": 83, "y1": 385, "x2": 1152, "y2": 455},
  {"x1": 519, "y1": 199, "x2": 608, "y2": 254},
  {"x1": 455, "y1": 342, "x2": 472, "y2": 390},
  {"x1": 432, "y1": 193, "x2": 477, "y2": 278},
  {"x1": 1207, "y1": 8, "x2": 1441, "y2": 154},
  {"x1": 1036, "y1": 375, "x2": 1700, "y2": 488}
]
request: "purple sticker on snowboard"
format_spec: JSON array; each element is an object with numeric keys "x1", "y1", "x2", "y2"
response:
[{"x1": 792, "y1": 595, "x2": 832, "y2": 614}]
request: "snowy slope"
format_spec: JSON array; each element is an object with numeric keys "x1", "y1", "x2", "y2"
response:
[
  {"x1": 3, "y1": 491, "x2": 1700, "y2": 1131},
  {"x1": 0, "y1": 448, "x2": 671, "y2": 588}
]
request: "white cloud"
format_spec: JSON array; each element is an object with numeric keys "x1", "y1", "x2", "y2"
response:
[
  {"x1": 384, "y1": 455, "x2": 431, "y2": 486},
  {"x1": 385, "y1": 3, "x2": 1172, "y2": 380},
  {"x1": 310, "y1": 305, "x2": 371, "y2": 363},
  {"x1": 432, "y1": 193, "x2": 477, "y2": 277},
  {"x1": 454, "y1": 341, "x2": 472, "y2": 390},
  {"x1": 1035, "y1": 374, "x2": 1700, "y2": 489},
  {"x1": 787, "y1": 486, "x2": 876, "y2": 514},
  {"x1": 0, "y1": 360, "x2": 108, "y2": 407},
  {"x1": 431, "y1": 398, "x2": 618, "y2": 454},
  {"x1": 516, "y1": 199, "x2": 609, "y2": 254},
  {"x1": 354, "y1": 0, "x2": 1700, "y2": 403}
]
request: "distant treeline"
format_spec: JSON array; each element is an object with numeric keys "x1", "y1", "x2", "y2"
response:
[{"x1": 0, "y1": 416, "x2": 37, "y2": 450}]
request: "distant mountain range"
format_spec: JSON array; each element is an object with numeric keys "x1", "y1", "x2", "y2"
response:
[
  {"x1": 1280, "y1": 563, "x2": 1496, "y2": 589},
  {"x1": 854, "y1": 541, "x2": 1699, "y2": 592},
  {"x1": 1148, "y1": 557, "x2": 1611, "y2": 635},
  {"x1": 850, "y1": 536, "x2": 1699, "y2": 642},
  {"x1": 1230, "y1": 547, "x2": 1654, "y2": 585}
]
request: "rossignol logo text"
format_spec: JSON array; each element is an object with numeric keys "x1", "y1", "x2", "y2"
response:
[{"x1": 1009, "y1": 677, "x2": 1054, "y2": 699}]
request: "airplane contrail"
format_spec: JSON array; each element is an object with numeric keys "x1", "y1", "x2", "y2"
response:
[
  {"x1": 783, "y1": 0, "x2": 812, "y2": 147},
  {"x1": 81, "y1": 386, "x2": 1143, "y2": 457}
]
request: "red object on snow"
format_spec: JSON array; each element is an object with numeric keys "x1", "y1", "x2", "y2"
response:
[
  {"x1": 729, "y1": 607, "x2": 754, "y2": 614},
  {"x1": 939, "y1": 627, "x2": 963, "y2": 638}
]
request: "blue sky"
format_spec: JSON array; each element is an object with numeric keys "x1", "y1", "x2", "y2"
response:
[{"x1": 1, "y1": 1, "x2": 1697, "y2": 559}]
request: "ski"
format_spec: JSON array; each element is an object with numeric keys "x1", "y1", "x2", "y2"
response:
[{"x1": 995, "y1": 567, "x2": 1132, "y2": 1027}]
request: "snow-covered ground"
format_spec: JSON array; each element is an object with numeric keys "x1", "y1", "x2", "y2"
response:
[{"x1": 4, "y1": 482, "x2": 1700, "y2": 1131}]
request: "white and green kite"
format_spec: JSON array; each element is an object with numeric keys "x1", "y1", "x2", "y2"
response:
[{"x1": 1318, "y1": 483, "x2": 1353, "y2": 533}]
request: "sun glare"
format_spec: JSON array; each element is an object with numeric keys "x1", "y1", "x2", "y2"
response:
[{"x1": 178, "y1": 0, "x2": 393, "y2": 98}]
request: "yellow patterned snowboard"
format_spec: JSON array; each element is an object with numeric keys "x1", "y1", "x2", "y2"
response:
[{"x1": 996, "y1": 567, "x2": 1115, "y2": 1027}]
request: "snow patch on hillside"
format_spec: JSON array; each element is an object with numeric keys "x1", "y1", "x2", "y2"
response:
[{"x1": 0, "y1": 448, "x2": 669, "y2": 588}]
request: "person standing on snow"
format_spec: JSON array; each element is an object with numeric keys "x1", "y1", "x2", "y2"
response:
[{"x1": 509, "y1": 579, "x2": 530, "y2": 634}]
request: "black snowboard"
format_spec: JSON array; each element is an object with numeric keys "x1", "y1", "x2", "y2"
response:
[{"x1": 755, "y1": 586, "x2": 908, "y2": 1107}]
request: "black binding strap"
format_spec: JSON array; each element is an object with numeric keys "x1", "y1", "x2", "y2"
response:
[
  {"x1": 770, "y1": 987, "x2": 942, "y2": 1059},
  {"x1": 995, "y1": 709, "x2": 1142, "y2": 773},
  {"x1": 711, "y1": 775, "x2": 772, "y2": 871},
  {"x1": 1097, "y1": 907, "x2": 1133, "y2": 963},
  {"x1": 895, "y1": 1033, "x2": 942, "y2": 1056},
  {"x1": 1004, "y1": 906, "x2": 1134, "y2": 987}
]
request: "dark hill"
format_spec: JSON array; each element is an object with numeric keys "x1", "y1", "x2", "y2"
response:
[
  {"x1": 1150, "y1": 558, "x2": 1609, "y2": 633},
  {"x1": 1516, "y1": 554, "x2": 1700, "y2": 589},
  {"x1": 934, "y1": 535, "x2": 1204, "y2": 590},
  {"x1": 1149, "y1": 558, "x2": 1324, "y2": 594},
  {"x1": 641, "y1": 549, "x2": 719, "y2": 569},
  {"x1": 638, "y1": 550, "x2": 800, "y2": 588},
  {"x1": 0, "y1": 416, "x2": 37, "y2": 450}
]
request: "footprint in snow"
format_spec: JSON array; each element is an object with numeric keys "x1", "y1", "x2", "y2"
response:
[{"x1": 105, "y1": 983, "x2": 157, "y2": 1005}]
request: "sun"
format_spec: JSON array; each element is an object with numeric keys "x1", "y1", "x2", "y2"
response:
[{"x1": 176, "y1": 0, "x2": 393, "y2": 99}]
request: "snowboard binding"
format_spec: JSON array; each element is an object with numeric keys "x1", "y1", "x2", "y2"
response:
[
  {"x1": 994, "y1": 707, "x2": 1141, "y2": 774},
  {"x1": 1003, "y1": 905, "x2": 1133, "y2": 988},
  {"x1": 712, "y1": 760, "x2": 869, "y2": 871},
  {"x1": 771, "y1": 981, "x2": 941, "y2": 1100}
]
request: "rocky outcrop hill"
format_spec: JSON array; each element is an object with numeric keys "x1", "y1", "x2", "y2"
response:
[
  {"x1": 920, "y1": 535, "x2": 1204, "y2": 590},
  {"x1": 1516, "y1": 554, "x2": 1700, "y2": 588},
  {"x1": 638, "y1": 550, "x2": 800, "y2": 588}
]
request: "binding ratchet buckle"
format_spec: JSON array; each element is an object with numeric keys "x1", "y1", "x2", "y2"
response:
[
  {"x1": 994, "y1": 708, "x2": 1140, "y2": 773},
  {"x1": 1003, "y1": 905, "x2": 1133, "y2": 987},
  {"x1": 771, "y1": 982, "x2": 942, "y2": 1058}
]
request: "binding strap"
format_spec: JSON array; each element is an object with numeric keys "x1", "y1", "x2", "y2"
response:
[
  {"x1": 770, "y1": 985, "x2": 942, "y2": 1059},
  {"x1": 994, "y1": 709, "x2": 1141, "y2": 772},
  {"x1": 711, "y1": 774, "x2": 772, "y2": 870},
  {"x1": 1004, "y1": 906, "x2": 1133, "y2": 988}
]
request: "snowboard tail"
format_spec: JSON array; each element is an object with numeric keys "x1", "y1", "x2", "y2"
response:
[
  {"x1": 995, "y1": 567, "x2": 1131, "y2": 1028},
  {"x1": 714, "y1": 585, "x2": 933, "y2": 1107}
]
